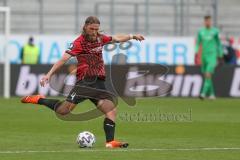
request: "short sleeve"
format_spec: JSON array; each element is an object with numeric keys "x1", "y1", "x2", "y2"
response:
[
  {"x1": 102, "y1": 35, "x2": 112, "y2": 45},
  {"x1": 66, "y1": 40, "x2": 82, "y2": 56}
]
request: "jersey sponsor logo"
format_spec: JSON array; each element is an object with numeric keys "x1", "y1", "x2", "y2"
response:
[
  {"x1": 68, "y1": 43, "x2": 74, "y2": 50},
  {"x1": 89, "y1": 46, "x2": 103, "y2": 54}
]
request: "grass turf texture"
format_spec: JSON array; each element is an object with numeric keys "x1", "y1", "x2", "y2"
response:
[{"x1": 0, "y1": 97, "x2": 240, "y2": 160}]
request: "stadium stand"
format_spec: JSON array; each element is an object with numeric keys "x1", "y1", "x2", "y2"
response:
[{"x1": 0, "y1": 0, "x2": 240, "y2": 36}]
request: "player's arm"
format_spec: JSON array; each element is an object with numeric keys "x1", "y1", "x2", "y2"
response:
[
  {"x1": 195, "y1": 30, "x2": 201, "y2": 54},
  {"x1": 195, "y1": 30, "x2": 202, "y2": 64},
  {"x1": 112, "y1": 34, "x2": 144, "y2": 43},
  {"x1": 40, "y1": 52, "x2": 71, "y2": 86},
  {"x1": 216, "y1": 30, "x2": 223, "y2": 58}
]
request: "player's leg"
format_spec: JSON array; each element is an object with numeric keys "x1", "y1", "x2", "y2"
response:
[
  {"x1": 97, "y1": 99, "x2": 116, "y2": 141},
  {"x1": 200, "y1": 58, "x2": 208, "y2": 99},
  {"x1": 21, "y1": 95, "x2": 60, "y2": 110},
  {"x1": 21, "y1": 95, "x2": 78, "y2": 115},
  {"x1": 206, "y1": 61, "x2": 217, "y2": 99},
  {"x1": 200, "y1": 57, "x2": 216, "y2": 99},
  {"x1": 89, "y1": 79, "x2": 128, "y2": 148},
  {"x1": 54, "y1": 82, "x2": 89, "y2": 115},
  {"x1": 21, "y1": 80, "x2": 86, "y2": 114},
  {"x1": 201, "y1": 72, "x2": 212, "y2": 97},
  {"x1": 54, "y1": 100, "x2": 77, "y2": 115},
  {"x1": 96, "y1": 99, "x2": 129, "y2": 148},
  {"x1": 39, "y1": 97, "x2": 78, "y2": 115}
]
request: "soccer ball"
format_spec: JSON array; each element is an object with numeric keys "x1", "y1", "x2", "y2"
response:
[{"x1": 76, "y1": 131, "x2": 96, "y2": 148}]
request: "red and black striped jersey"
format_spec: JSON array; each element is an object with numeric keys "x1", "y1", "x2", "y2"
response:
[{"x1": 66, "y1": 34, "x2": 112, "y2": 81}]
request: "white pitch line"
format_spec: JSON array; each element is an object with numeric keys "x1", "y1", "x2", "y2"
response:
[{"x1": 0, "y1": 148, "x2": 240, "y2": 154}]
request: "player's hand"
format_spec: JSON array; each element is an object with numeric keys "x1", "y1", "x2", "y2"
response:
[
  {"x1": 40, "y1": 75, "x2": 50, "y2": 87},
  {"x1": 217, "y1": 57, "x2": 224, "y2": 67},
  {"x1": 133, "y1": 34, "x2": 145, "y2": 41},
  {"x1": 194, "y1": 54, "x2": 199, "y2": 65}
]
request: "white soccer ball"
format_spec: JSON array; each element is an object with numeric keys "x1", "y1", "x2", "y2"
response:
[{"x1": 76, "y1": 131, "x2": 96, "y2": 148}]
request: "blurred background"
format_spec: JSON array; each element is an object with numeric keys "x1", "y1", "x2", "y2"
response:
[
  {"x1": 0, "y1": 0, "x2": 240, "y2": 36},
  {"x1": 0, "y1": 0, "x2": 240, "y2": 98}
]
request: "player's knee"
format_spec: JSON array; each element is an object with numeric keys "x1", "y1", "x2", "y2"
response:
[
  {"x1": 106, "y1": 108, "x2": 117, "y2": 118},
  {"x1": 56, "y1": 107, "x2": 70, "y2": 115},
  {"x1": 57, "y1": 110, "x2": 70, "y2": 115},
  {"x1": 105, "y1": 109, "x2": 117, "y2": 121},
  {"x1": 205, "y1": 73, "x2": 212, "y2": 78},
  {"x1": 110, "y1": 108, "x2": 117, "y2": 116},
  {"x1": 98, "y1": 99, "x2": 117, "y2": 119},
  {"x1": 55, "y1": 101, "x2": 76, "y2": 115},
  {"x1": 98, "y1": 99, "x2": 115, "y2": 108}
]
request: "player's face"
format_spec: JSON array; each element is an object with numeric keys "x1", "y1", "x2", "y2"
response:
[
  {"x1": 204, "y1": 18, "x2": 212, "y2": 28},
  {"x1": 84, "y1": 24, "x2": 100, "y2": 41}
]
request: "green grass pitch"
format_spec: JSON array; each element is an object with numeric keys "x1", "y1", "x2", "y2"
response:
[{"x1": 0, "y1": 97, "x2": 240, "y2": 160}]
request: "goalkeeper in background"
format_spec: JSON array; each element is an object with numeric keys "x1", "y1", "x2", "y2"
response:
[{"x1": 195, "y1": 15, "x2": 223, "y2": 100}]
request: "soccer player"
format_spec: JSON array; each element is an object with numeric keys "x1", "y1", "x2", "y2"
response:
[
  {"x1": 195, "y1": 15, "x2": 223, "y2": 100},
  {"x1": 21, "y1": 16, "x2": 144, "y2": 148}
]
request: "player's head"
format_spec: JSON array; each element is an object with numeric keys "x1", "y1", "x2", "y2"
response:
[
  {"x1": 82, "y1": 16, "x2": 100, "y2": 42},
  {"x1": 28, "y1": 36, "x2": 34, "y2": 46},
  {"x1": 204, "y1": 15, "x2": 212, "y2": 28},
  {"x1": 228, "y1": 37, "x2": 234, "y2": 46}
]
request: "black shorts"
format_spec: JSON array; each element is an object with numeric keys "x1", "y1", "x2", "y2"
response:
[{"x1": 66, "y1": 77, "x2": 117, "y2": 106}]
